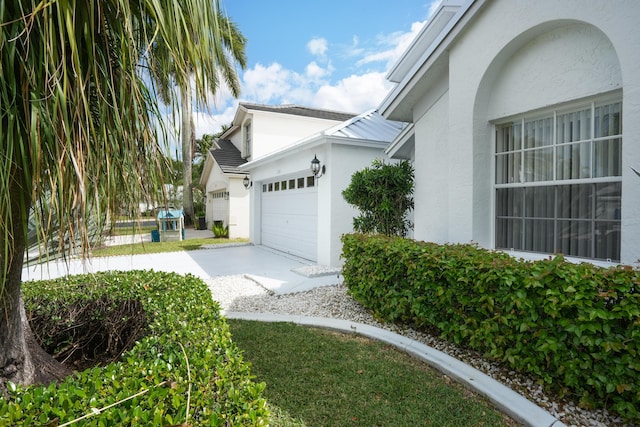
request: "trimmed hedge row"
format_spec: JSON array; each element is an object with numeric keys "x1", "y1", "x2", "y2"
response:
[
  {"x1": 1, "y1": 270, "x2": 268, "y2": 426},
  {"x1": 341, "y1": 233, "x2": 640, "y2": 421}
]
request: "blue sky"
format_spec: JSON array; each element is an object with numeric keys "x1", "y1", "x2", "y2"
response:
[{"x1": 168, "y1": 0, "x2": 440, "y2": 144}]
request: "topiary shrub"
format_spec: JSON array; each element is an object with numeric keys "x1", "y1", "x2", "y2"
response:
[
  {"x1": 341, "y1": 233, "x2": 640, "y2": 422},
  {"x1": 342, "y1": 159, "x2": 414, "y2": 237},
  {"x1": 0, "y1": 270, "x2": 268, "y2": 426}
]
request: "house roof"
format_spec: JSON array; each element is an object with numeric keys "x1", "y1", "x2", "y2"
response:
[
  {"x1": 210, "y1": 139, "x2": 247, "y2": 174},
  {"x1": 239, "y1": 102, "x2": 356, "y2": 122},
  {"x1": 240, "y1": 110, "x2": 407, "y2": 170},
  {"x1": 321, "y1": 110, "x2": 407, "y2": 142}
]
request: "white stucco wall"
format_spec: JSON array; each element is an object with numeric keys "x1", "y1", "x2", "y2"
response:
[
  {"x1": 412, "y1": 87, "x2": 450, "y2": 244},
  {"x1": 248, "y1": 112, "x2": 347, "y2": 160},
  {"x1": 202, "y1": 162, "x2": 249, "y2": 238},
  {"x1": 325, "y1": 143, "x2": 391, "y2": 266},
  {"x1": 408, "y1": 0, "x2": 639, "y2": 264},
  {"x1": 203, "y1": 163, "x2": 229, "y2": 226},
  {"x1": 246, "y1": 138, "x2": 389, "y2": 267},
  {"x1": 228, "y1": 177, "x2": 250, "y2": 239}
]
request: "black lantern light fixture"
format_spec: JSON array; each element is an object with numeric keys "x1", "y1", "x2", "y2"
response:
[
  {"x1": 243, "y1": 175, "x2": 252, "y2": 189},
  {"x1": 310, "y1": 155, "x2": 325, "y2": 178}
]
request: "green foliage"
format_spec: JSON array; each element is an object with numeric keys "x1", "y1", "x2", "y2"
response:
[
  {"x1": 0, "y1": 271, "x2": 268, "y2": 426},
  {"x1": 213, "y1": 222, "x2": 229, "y2": 238},
  {"x1": 341, "y1": 233, "x2": 640, "y2": 421},
  {"x1": 342, "y1": 159, "x2": 414, "y2": 237}
]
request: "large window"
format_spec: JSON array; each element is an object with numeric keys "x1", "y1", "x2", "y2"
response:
[{"x1": 495, "y1": 98, "x2": 622, "y2": 261}]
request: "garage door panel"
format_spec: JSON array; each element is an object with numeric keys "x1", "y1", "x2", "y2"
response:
[
  {"x1": 262, "y1": 192, "x2": 316, "y2": 215},
  {"x1": 261, "y1": 176, "x2": 317, "y2": 261}
]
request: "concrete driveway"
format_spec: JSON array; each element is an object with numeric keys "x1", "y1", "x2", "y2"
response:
[{"x1": 21, "y1": 244, "x2": 340, "y2": 295}]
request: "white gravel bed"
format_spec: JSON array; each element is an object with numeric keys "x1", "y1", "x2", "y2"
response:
[
  {"x1": 204, "y1": 275, "x2": 270, "y2": 309},
  {"x1": 212, "y1": 279, "x2": 636, "y2": 427}
]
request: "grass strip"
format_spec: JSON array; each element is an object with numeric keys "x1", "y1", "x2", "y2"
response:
[
  {"x1": 228, "y1": 319, "x2": 518, "y2": 427},
  {"x1": 91, "y1": 238, "x2": 248, "y2": 257},
  {"x1": 109, "y1": 225, "x2": 157, "y2": 236}
]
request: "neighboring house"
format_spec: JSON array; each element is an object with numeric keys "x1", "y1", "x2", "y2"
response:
[
  {"x1": 379, "y1": 0, "x2": 640, "y2": 265},
  {"x1": 200, "y1": 102, "x2": 355, "y2": 238},
  {"x1": 240, "y1": 110, "x2": 407, "y2": 266}
]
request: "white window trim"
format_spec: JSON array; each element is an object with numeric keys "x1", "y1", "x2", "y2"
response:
[
  {"x1": 242, "y1": 119, "x2": 252, "y2": 159},
  {"x1": 491, "y1": 93, "x2": 622, "y2": 262}
]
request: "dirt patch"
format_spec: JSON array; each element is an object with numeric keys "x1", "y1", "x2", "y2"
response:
[{"x1": 28, "y1": 297, "x2": 147, "y2": 371}]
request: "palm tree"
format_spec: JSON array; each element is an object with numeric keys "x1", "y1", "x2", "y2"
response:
[
  {"x1": 193, "y1": 126, "x2": 230, "y2": 187},
  {"x1": 0, "y1": 0, "x2": 239, "y2": 390},
  {"x1": 152, "y1": 14, "x2": 246, "y2": 225}
]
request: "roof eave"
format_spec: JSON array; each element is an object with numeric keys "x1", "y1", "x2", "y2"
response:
[
  {"x1": 379, "y1": 0, "x2": 484, "y2": 122},
  {"x1": 385, "y1": 123, "x2": 415, "y2": 160},
  {"x1": 199, "y1": 152, "x2": 216, "y2": 187},
  {"x1": 386, "y1": 0, "x2": 468, "y2": 83}
]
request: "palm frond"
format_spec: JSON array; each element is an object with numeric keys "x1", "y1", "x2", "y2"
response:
[{"x1": 1, "y1": 0, "x2": 234, "y2": 292}]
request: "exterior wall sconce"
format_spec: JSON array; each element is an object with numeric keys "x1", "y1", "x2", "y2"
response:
[
  {"x1": 310, "y1": 155, "x2": 326, "y2": 178},
  {"x1": 243, "y1": 175, "x2": 252, "y2": 189}
]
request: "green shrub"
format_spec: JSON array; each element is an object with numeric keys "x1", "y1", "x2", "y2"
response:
[
  {"x1": 212, "y1": 221, "x2": 229, "y2": 238},
  {"x1": 0, "y1": 271, "x2": 268, "y2": 426},
  {"x1": 342, "y1": 159, "x2": 414, "y2": 237},
  {"x1": 341, "y1": 233, "x2": 640, "y2": 421}
]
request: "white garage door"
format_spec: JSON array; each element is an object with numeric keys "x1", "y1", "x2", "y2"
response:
[{"x1": 261, "y1": 174, "x2": 317, "y2": 261}]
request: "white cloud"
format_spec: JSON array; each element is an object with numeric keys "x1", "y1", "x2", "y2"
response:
[
  {"x1": 357, "y1": 20, "x2": 426, "y2": 69},
  {"x1": 313, "y1": 72, "x2": 394, "y2": 113},
  {"x1": 242, "y1": 63, "x2": 295, "y2": 103},
  {"x1": 428, "y1": 0, "x2": 442, "y2": 18},
  {"x1": 305, "y1": 61, "x2": 332, "y2": 80},
  {"x1": 193, "y1": 107, "x2": 236, "y2": 138},
  {"x1": 161, "y1": 7, "x2": 439, "y2": 148},
  {"x1": 307, "y1": 37, "x2": 328, "y2": 57}
]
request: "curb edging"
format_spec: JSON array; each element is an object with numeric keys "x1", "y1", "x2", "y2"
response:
[{"x1": 224, "y1": 312, "x2": 567, "y2": 427}]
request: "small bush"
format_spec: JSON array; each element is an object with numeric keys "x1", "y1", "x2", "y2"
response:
[
  {"x1": 341, "y1": 233, "x2": 640, "y2": 421},
  {"x1": 0, "y1": 271, "x2": 268, "y2": 426},
  {"x1": 212, "y1": 221, "x2": 229, "y2": 238},
  {"x1": 342, "y1": 159, "x2": 414, "y2": 237}
]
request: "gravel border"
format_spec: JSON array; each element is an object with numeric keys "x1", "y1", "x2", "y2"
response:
[{"x1": 207, "y1": 276, "x2": 636, "y2": 427}]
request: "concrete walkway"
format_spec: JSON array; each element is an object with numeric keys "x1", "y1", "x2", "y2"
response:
[
  {"x1": 21, "y1": 242, "x2": 566, "y2": 427},
  {"x1": 22, "y1": 244, "x2": 338, "y2": 294}
]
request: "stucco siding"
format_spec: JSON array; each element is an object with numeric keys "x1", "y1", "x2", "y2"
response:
[
  {"x1": 406, "y1": 0, "x2": 639, "y2": 263},
  {"x1": 250, "y1": 113, "x2": 345, "y2": 160},
  {"x1": 228, "y1": 178, "x2": 250, "y2": 239},
  {"x1": 413, "y1": 90, "x2": 450, "y2": 244}
]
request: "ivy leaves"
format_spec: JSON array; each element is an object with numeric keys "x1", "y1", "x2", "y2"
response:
[{"x1": 341, "y1": 234, "x2": 640, "y2": 422}]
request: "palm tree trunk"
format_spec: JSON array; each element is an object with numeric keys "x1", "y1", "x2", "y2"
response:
[
  {"x1": 181, "y1": 84, "x2": 194, "y2": 225},
  {"x1": 0, "y1": 168, "x2": 70, "y2": 394},
  {"x1": 0, "y1": 167, "x2": 35, "y2": 391}
]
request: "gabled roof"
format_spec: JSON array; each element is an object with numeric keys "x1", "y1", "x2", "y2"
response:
[
  {"x1": 240, "y1": 110, "x2": 408, "y2": 170},
  {"x1": 239, "y1": 102, "x2": 356, "y2": 122},
  {"x1": 210, "y1": 139, "x2": 247, "y2": 174}
]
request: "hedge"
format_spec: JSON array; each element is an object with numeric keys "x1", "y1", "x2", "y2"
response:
[
  {"x1": 0, "y1": 270, "x2": 268, "y2": 426},
  {"x1": 341, "y1": 233, "x2": 640, "y2": 421}
]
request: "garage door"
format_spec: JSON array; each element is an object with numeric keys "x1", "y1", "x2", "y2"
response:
[{"x1": 261, "y1": 174, "x2": 317, "y2": 261}]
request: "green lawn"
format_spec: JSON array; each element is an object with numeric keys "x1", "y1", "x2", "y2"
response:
[
  {"x1": 109, "y1": 225, "x2": 157, "y2": 236},
  {"x1": 91, "y1": 237, "x2": 248, "y2": 257},
  {"x1": 227, "y1": 320, "x2": 518, "y2": 427}
]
